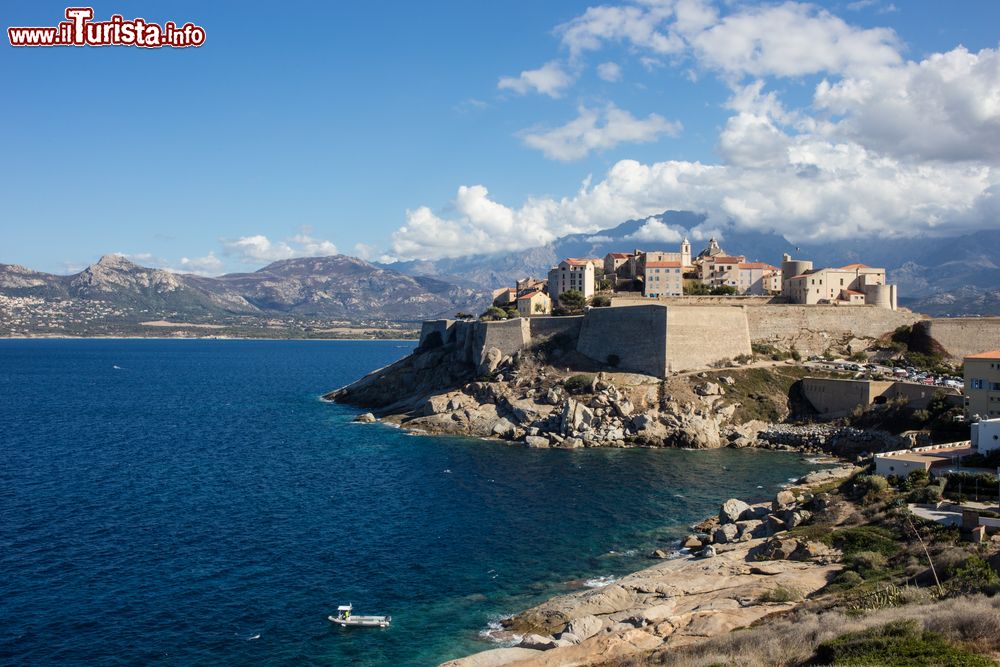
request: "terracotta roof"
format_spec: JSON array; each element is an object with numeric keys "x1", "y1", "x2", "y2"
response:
[
  {"x1": 738, "y1": 262, "x2": 778, "y2": 270},
  {"x1": 606, "y1": 252, "x2": 630, "y2": 259},
  {"x1": 645, "y1": 261, "x2": 682, "y2": 268},
  {"x1": 844, "y1": 289, "x2": 865, "y2": 295},
  {"x1": 517, "y1": 291, "x2": 545, "y2": 301},
  {"x1": 710, "y1": 255, "x2": 744, "y2": 264},
  {"x1": 840, "y1": 263, "x2": 871, "y2": 270},
  {"x1": 562, "y1": 258, "x2": 596, "y2": 266},
  {"x1": 966, "y1": 349, "x2": 1000, "y2": 360}
]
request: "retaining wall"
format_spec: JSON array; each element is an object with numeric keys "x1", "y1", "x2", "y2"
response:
[
  {"x1": 666, "y1": 306, "x2": 753, "y2": 372},
  {"x1": 913, "y1": 318, "x2": 1000, "y2": 359},
  {"x1": 746, "y1": 305, "x2": 924, "y2": 355},
  {"x1": 576, "y1": 305, "x2": 669, "y2": 376}
]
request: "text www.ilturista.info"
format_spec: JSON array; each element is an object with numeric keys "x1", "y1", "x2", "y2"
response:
[{"x1": 8, "y1": 7, "x2": 205, "y2": 48}]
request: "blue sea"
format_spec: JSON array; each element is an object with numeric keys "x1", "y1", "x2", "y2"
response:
[{"x1": 1, "y1": 339, "x2": 825, "y2": 665}]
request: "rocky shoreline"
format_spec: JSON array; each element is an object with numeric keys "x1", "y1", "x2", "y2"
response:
[
  {"x1": 334, "y1": 340, "x2": 908, "y2": 457},
  {"x1": 440, "y1": 464, "x2": 859, "y2": 667}
]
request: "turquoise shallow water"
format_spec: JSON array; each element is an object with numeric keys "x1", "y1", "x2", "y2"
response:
[{"x1": 0, "y1": 339, "x2": 824, "y2": 665}]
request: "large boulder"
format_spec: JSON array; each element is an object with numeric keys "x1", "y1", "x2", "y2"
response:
[
  {"x1": 772, "y1": 490, "x2": 797, "y2": 511},
  {"x1": 712, "y1": 523, "x2": 739, "y2": 544},
  {"x1": 491, "y1": 417, "x2": 519, "y2": 439},
  {"x1": 694, "y1": 381, "x2": 724, "y2": 396},
  {"x1": 518, "y1": 634, "x2": 558, "y2": 651},
  {"x1": 565, "y1": 614, "x2": 604, "y2": 641},
  {"x1": 719, "y1": 498, "x2": 752, "y2": 524},
  {"x1": 477, "y1": 347, "x2": 503, "y2": 376},
  {"x1": 353, "y1": 412, "x2": 376, "y2": 423},
  {"x1": 524, "y1": 435, "x2": 551, "y2": 448}
]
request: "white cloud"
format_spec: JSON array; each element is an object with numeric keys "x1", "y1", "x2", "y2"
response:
[
  {"x1": 585, "y1": 234, "x2": 613, "y2": 243},
  {"x1": 686, "y1": 3, "x2": 901, "y2": 79},
  {"x1": 291, "y1": 234, "x2": 338, "y2": 256},
  {"x1": 390, "y1": 144, "x2": 997, "y2": 260},
  {"x1": 222, "y1": 234, "x2": 338, "y2": 265},
  {"x1": 519, "y1": 104, "x2": 682, "y2": 161},
  {"x1": 816, "y1": 45, "x2": 1000, "y2": 163},
  {"x1": 554, "y1": 0, "x2": 900, "y2": 81},
  {"x1": 386, "y1": 1, "x2": 1000, "y2": 261},
  {"x1": 179, "y1": 252, "x2": 224, "y2": 275},
  {"x1": 624, "y1": 217, "x2": 683, "y2": 243},
  {"x1": 498, "y1": 61, "x2": 575, "y2": 98},
  {"x1": 596, "y1": 61, "x2": 622, "y2": 82},
  {"x1": 557, "y1": 2, "x2": 683, "y2": 60}
]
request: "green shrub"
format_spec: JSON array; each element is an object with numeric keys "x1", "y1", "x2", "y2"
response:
[
  {"x1": 756, "y1": 586, "x2": 802, "y2": 603},
  {"x1": 833, "y1": 526, "x2": 900, "y2": 558},
  {"x1": 481, "y1": 306, "x2": 508, "y2": 321},
  {"x1": 945, "y1": 555, "x2": 1000, "y2": 596},
  {"x1": 734, "y1": 353, "x2": 754, "y2": 364},
  {"x1": 813, "y1": 619, "x2": 995, "y2": 666},
  {"x1": 831, "y1": 570, "x2": 864, "y2": 588},
  {"x1": 853, "y1": 474, "x2": 891, "y2": 503},
  {"x1": 564, "y1": 374, "x2": 595, "y2": 395},
  {"x1": 556, "y1": 289, "x2": 586, "y2": 313},
  {"x1": 590, "y1": 294, "x2": 611, "y2": 307},
  {"x1": 847, "y1": 550, "x2": 888, "y2": 576}
]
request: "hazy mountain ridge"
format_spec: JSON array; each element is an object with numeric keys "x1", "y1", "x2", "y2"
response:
[
  {"x1": 0, "y1": 254, "x2": 488, "y2": 327},
  {"x1": 384, "y1": 212, "x2": 1000, "y2": 316}
]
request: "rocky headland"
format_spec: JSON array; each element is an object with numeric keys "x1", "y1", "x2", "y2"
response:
[{"x1": 326, "y1": 332, "x2": 908, "y2": 458}]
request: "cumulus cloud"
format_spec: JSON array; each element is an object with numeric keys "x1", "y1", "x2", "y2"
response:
[
  {"x1": 519, "y1": 104, "x2": 682, "y2": 161},
  {"x1": 498, "y1": 61, "x2": 575, "y2": 98},
  {"x1": 624, "y1": 217, "x2": 684, "y2": 243},
  {"x1": 222, "y1": 234, "x2": 338, "y2": 264},
  {"x1": 816, "y1": 45, "x2": 1000, "y2": 163},
  {"x1": 554, "y1": 0, "x2": 899, "y2": 80},
  {"x1": 596, "y1": 61, "x2": 623, "y2": 81},
  {"x1": 387, "y1": 1, "x2": 1000, "y2": 260},
  {"x1": 179, "y1": 252, "x2": 224, "y2": 275}
]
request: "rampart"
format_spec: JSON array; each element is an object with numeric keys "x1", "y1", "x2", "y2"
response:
[
  {"x1": 417, "y1": 304, "x2": 963, "y2": 379},
  {"x1": 912, "y1": 318, "x2": 1000, "y2": 359},
  {"x1": 745, "y1": 305, "x2": 924, "y2": 356},
  {"x1": 577, "y1": 305, "x2": 669, "y2": 376},
  {"x1": 666, "y1": 306, "x2": 753, "y2": 372}
]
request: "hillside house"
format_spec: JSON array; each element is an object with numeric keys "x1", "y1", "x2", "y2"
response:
[
  {"x1": 782, "y1": 256, "x2": 898, "y2": 310},
  {"x1": 517, "y1": 290, "x2": 551, "y2": 317},
  {"x1": 965, "y1": 350, "x2": 1000, "y2": 419},
  {"x1": 548, "y1": 259, "x2": 596, "y2": 303},
  {"x1": 643, "y1": 261, "x2": 684, "y2": 297}
]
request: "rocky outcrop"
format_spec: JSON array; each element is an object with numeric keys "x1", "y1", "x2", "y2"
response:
[{"x1": 444, "y1": 466, "x2": 857, "y2": 667}]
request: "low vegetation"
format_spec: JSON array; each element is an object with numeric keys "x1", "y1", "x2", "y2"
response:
[{"x1": 610, "y1": 468, "x2": 1000, "y2": 667}]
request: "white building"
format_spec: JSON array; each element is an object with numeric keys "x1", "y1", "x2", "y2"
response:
[
  {"x1": 548, "y1": 259, "x2": 596, "y2": 303},
  {"x1": 643, "y1": 260, "x2": 684, "y2": 297},
  {"x1": 972, "y1": 418, "x2": 1000, "y2": 453}
]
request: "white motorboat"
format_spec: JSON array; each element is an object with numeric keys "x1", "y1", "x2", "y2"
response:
[{"x1": 328, "y1": 604, "x2": 391, "y2": 628}]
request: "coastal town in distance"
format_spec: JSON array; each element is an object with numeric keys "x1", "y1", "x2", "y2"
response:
[{"x1": 6, "y1": 1, "x2": 1000, "y2": 666}]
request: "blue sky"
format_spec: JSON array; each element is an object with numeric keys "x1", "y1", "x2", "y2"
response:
[{"x1": 3, "y1": 0, "x2": 1000, "y2": 274}]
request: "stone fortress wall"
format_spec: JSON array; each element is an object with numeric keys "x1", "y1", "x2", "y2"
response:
[
  {"x1": 419, "y1": 305, "x2": 1000, "y2": 378},
  {"x1": 912, "y1": 318, "x2": 1000, "y2": 359}
]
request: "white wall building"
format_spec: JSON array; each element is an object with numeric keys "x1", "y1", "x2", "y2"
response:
[{"x1": 972, "y1": 418, "x2": 1000, "y2": 453}]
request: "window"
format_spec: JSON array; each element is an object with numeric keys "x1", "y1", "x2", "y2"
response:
[
  {"x1": 972, "y1": 379, "x2": 984, "y2": 389},
  {"x1": 991, "y1": 383, "x2": 1000, "y2": 391}
]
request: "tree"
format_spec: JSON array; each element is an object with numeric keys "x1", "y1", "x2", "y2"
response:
[
  {"x1": 709, "y1": 285, "x2": 738, "y2": 296},
  {"x1": 557, "y1": 289, "x2": 586, "y2": 314},
  {"x1": 591, "y1": 294, "x2": 611, "y2": 307},
  {"x1": 481, "y1": 306, "x2": 508, "y2": 321},
  {"x1": 455, "y1": 311, "x2": 473, "y2": 320},
  {"x1": 684, "y1": 282, "x2": 711, "y2": 295}
]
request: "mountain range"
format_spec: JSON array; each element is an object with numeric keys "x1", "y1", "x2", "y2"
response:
[
  {"x1": 385, "y1": 211, "x2": 1000, "y2": 317},
  {"x1": 2, "y1": 212, "x2": 997, "y2": 335},
  {"x1": 0, "y1": 254, "x2": 487, "y2": 326}
]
